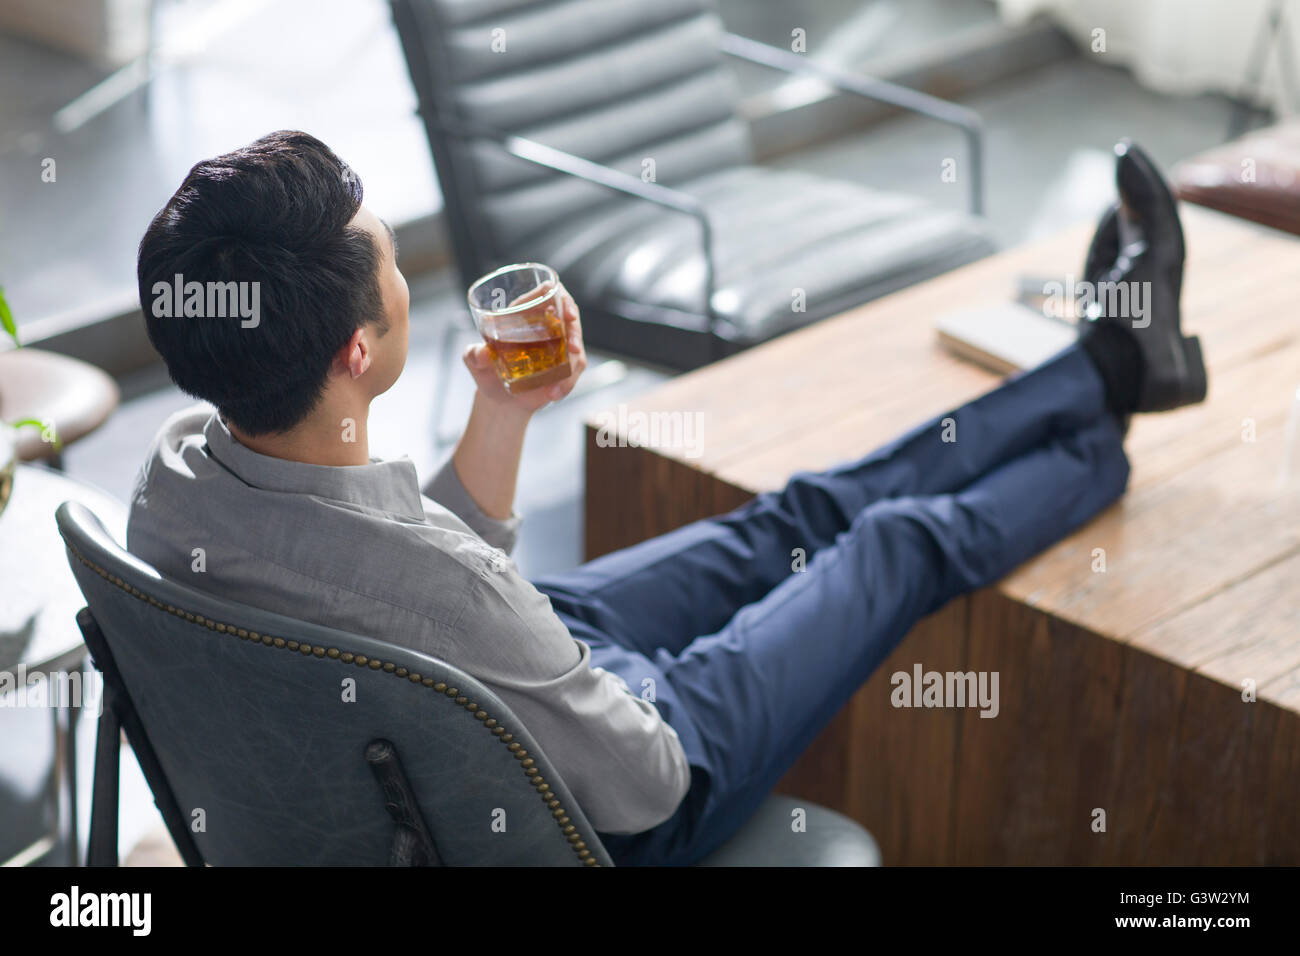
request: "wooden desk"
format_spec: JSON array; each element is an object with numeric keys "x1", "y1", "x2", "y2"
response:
[{"x1": 584, "y1": 206, "x2": 1300, "y2": 865}]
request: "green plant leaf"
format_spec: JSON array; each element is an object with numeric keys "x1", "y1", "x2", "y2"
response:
[
  {"x1": 0, "y1": 286, "x2": 18, "y2": 347},
  {"x1": 8, "y1": 417, "x2": 63, "y2": 451}
]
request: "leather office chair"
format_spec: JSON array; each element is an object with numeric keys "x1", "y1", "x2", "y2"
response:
[
  {"x1": 56, "y1": 501, "x2": 881, "y2": 866},
  {"x1": 390, "y1": 0, "x2": 996, "y2": 371}
]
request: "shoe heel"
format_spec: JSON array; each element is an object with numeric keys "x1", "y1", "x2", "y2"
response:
[{"x1": 1181, "y1": 335, "x2": 1208, "y2": 403}]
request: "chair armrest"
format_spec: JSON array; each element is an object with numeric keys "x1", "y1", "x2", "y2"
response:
[
  {"x1": 431, "y1": 116, "x2": 721, "y2": 336},
  {"x1": 718, "y1": 31, "x2": 986, "y2": 216}
]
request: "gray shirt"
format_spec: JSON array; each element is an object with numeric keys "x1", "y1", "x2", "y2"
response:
[{"x1": 126, "y1": 404, "x2": 690, "y2": 834}]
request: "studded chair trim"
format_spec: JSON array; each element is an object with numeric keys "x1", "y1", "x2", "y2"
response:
[{"x1": 65, "y1": 540, "x2": 603, "y2": 866}]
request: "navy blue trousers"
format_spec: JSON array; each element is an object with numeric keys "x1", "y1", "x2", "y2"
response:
[{"x1": 533, "y1": 344, "x2": 1130, "y2": 866}]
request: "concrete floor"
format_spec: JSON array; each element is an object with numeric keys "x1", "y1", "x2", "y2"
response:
[{"x1": 15, "y1": 5, "x2": 1240, "y2": 866}]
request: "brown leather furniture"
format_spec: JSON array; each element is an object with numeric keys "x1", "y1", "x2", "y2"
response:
[{"x1": 1173, "y1": 119, "x2": 1300, "y2": 236}]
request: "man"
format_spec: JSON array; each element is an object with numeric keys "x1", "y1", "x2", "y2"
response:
[{"x1": 131, "y1": 130, "x2": 1205, "y2": 866}]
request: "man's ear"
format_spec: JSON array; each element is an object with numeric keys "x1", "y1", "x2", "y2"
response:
[{"x1": 339, "y1": 327, "x2": 371, "y2": 379}]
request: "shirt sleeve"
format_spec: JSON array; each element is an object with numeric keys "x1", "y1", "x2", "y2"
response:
[
  {"x1": 544, "y1": 640, "x2": 693, "y2": 835},
  {"x1": 467, "y1": 567, "x2": 692, "y2": 835},
  {"x1": 422, "y1": 455, "x2": 521, "y2": 554}
]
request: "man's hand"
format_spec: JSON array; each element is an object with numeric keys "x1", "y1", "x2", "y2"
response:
[
  {"x1": 461, "y1": 282, "x2": 588, "y2": 414},
  {"x1": 449, "y1": 282, "x2": 587, "y2": 521}
]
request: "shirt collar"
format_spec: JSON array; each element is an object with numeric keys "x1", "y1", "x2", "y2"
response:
[{"x1": 201, "y1": 411, "x2": 425, "y2": 519}]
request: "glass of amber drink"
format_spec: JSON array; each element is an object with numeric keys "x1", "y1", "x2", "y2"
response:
[{"x1": 467, "y1": 262, "x2": 569, "y2": 393}]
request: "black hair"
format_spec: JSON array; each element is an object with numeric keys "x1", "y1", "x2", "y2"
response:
[{"x1": 137, "y1": 130, "x2": 385, "y2": 435}]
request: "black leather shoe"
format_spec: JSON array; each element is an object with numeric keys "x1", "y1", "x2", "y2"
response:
[{"x1": 1080, "y1": 141, "x2": 1207, "y2": 412}]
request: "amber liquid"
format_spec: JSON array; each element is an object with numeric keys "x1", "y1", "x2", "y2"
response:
[{"x1": 482, "y1": 302, "x2": 569, "y2": 392}]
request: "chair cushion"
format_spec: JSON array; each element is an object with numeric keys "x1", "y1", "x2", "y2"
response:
[
  {"x1": 695, "y1": 794, "x2": 882, "y2": 866},
  {"x1": 516, "y1": 165, "x2": 996, "y2": 349}
]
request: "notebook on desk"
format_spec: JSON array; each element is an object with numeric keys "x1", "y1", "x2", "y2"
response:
[{"x1": 935, "y1": 301, "x2": 1078, "y2": 374}]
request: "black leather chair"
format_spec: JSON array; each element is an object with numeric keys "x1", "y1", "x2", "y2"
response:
[
  {"x1": 390, "y1": 0, "x2": 996, "y2": 371},
  {"x1": 56, "y1": 501, "x2": 881, "y2": 866}
]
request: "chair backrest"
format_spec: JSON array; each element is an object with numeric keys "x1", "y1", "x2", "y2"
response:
[
  {"x1": 55, "y1": 501, "x2": 613, "y2": 867},
  {"x1": 389, "y1": 0, "x2": 753, "y2": 288}
]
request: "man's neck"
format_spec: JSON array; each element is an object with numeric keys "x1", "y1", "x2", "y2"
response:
[{"x1": 225, "y1": 403, "x2": 371, "y2": 467}]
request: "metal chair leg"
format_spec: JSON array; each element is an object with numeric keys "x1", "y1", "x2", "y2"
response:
[{"x1": 86, "y1": 685, "x2": 121, "y2": 867}]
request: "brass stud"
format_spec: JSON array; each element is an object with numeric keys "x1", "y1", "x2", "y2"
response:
[
  {"x1": 341, "y1": 653, "x2": 354, "y2": 663},
  {"x1": 583, "y1": 857, "x2": 597, "y2": 867},
  {"x1": 445, "y1": 687, "x2": 459, "y2": 697},
  {"x1": 507, "y1": 742, "x2": 522, "y2": 752},
  {"x1": 520, "y1": 758, "x2": 534, "y2": 768},
  {"x1": 328, "y1": 648, "x2": 340, "y2": 659},
  {"x1": 408, "y1": 674, "x2": 422, "y2": 683},
  {"x1": 313, "y1": 647, "x2": 326, "y2": 657},
  {"x1": 286, "y1": 641, "x2": 299, "y2": 650},
  {"x1": 483, "y1": 718, "x2": 497, "y2": 728},
  {"x1": 423, "y1": 678, "x2": 435, "y2": 687},
  {"x1": 395, "y1": 667, "x2": 407, "y2": 677},
  {"x1": 475, "y1": 711, "x2": 488, "y2": 721},
  {"x1": 578, "y1": 849, "x2": 591, "y2": 859},
  {"x1": 273, "y1": 638, "x2": 286, "y2": 648},
  {"x1": 368, "y1": 659, "x2": 382, "y2": 669},
  {"x1": 500, "y1": 734, "x2": 513, "y2": 743},
  {"x1": 556, "y1": 816, "x2": 570, "y2": 826},
  {"x1": 491, "y1": 727, "x2": 506, "y2": 736},
  {"x1": 433, "y1": 682, "x2": 447, "y2": 692},
  {"x1": 567, "y1": 834, "x2": 581, "y2": 844},
  {"x1": 536, "y1": 784, "x2": 550, "y2": 794},
  {"x1": 382, "y1": 662, "x2": 395, "y2": 672},
  {"x1": 216, "y1": 623, "x2": 227, "y2": 633},
  {"x1": 455, "y1": 696, "x2": 468, "y2": 706},
  {"x1": 354, "y1": 655, "x2": 366, "y2": 665},
  {"x1": 299, "y1": 644, "x2": 313, "y2": 655},
  {"x1": 573, "y1": 841, "x2": 586, "y2": 851},
  {"x1": 563, "y1": 825, "x2": 575, "y2": 835},
  {"x1": 237, "y1": 629, "x2": 248, "y2": 638},
  {"x1": 261, "y1": 636, "x2": 273, "y2": 646}
]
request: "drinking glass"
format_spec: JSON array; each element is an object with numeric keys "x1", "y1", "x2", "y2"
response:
[{"x1": 466, "y1": 262, "x2": 569, "y2": 393}]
